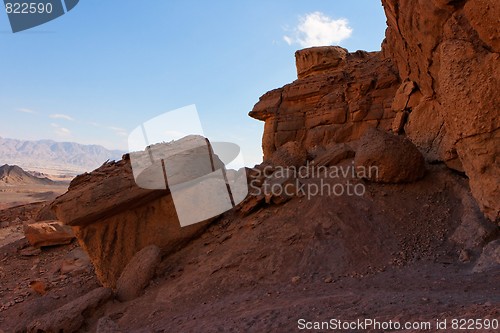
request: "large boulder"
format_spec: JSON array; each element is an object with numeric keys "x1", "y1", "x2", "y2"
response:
[
  {"x1": 354, "y1": 128, "x2": 426, "y2": 183},
  {"x1": 51, "y1": 146, "x2": 214, "y2": 288}
]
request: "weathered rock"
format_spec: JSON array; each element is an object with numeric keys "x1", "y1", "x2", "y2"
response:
[
  {"x1": 296, "y1": 46, "x2": 348, "y2": 79},
  {"x1": 116, "y1": 245, "x2": 161, "y2": 302},
  {"x1": 381, "y1": 0, "x2": 500, "y2": 221},
  {"x1": 23, "y1": 221, "x2": 75, "y2": 248},
  {"x1": 450, "y1": 195, "x2": 498, "y2": 250},
  {"x1": 312, "y1": 143, "x2": 355, "y2": 167},
  {"x1": 19, "y1": 246, "x2": 42, "y2": 256},
  {"x1": 262, "y1": 170, "x2": 300, "y2": 205},
  {"x1": 250, "y1": 48, "x2": 400, "y2": 161},
  {"x1": 267, "y1": 141, "x2": 307, "y2": 168},
  {"x1": 251, "y1": 1, "x2": 499, "y2": 222},
  {"x1": 60, "y1": 248, "x2": 92, "y2": 275},
  {"x1": 96, "y1": 317, "x2": 123, "y2": 333},
  {"x1": 27, "y1": 287, "x2": 112, "y2": 333},
  {"x1": 29, "y1": 280, "x2": 47, "y2": 295},
  {"x1": 52, "y1": 153, "x2": 212, "y2": 288},
  {"x1": 473, "y1": 240, "x2": 500, "y2": 273},
  {"x1": 354, "y1": 128, "x2": 426, "y2": 183},
  {"x1": 238, "y1": 194, "x2": 265, "y2": 216}
]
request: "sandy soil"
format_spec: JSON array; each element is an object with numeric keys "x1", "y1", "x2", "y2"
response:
[{"x1": 0, "y1": 184, "x2": 69, "y2": 210}]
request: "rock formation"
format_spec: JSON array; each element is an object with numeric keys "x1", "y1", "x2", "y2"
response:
[
  {"x1": 249, "y1": 47, "x2": 400, "y2": 162},
  {"x1": 51, "y1": 154, "x2": 211, "y2": 288},
  {"x1": 250, "y1": 1, "x2": 499, "y2": 222},
  {"x1": 381, "y1": 0, "x2": 499, "y2": 222},
  {"x1": 50, "y1": 136, "x2": 239, "y2": 289}
]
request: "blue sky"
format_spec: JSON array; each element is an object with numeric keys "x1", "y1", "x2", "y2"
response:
[{"x1": 0, "y1": 0, "x2": 387, "y2": 165}]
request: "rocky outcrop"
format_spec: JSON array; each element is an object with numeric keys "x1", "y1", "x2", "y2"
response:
[
  {"x1": 381, "y1": 0, "x2": 500, "y2": 222},
  {"x1": 249, "y1": 47, "x2": 400, "y2": 162},
  {"x1": 250, "y1": 2, "x2": 499, "y2": 222},
  {"x1": 51, "y1": 153, "x2": 212, "y2": 288}
]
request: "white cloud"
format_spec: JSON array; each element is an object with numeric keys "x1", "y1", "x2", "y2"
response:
[
  {"x1": 284, "y1": 12, "x2": 353, "y2": 48},
  {"x1": 51, "y1": 123, "x2": 71, "y2": 137},
  {"x1": 49, "y1": 113, "x2": 74, "y2": 121},
  {"x1": 17, "y1": 108, "x2": 37, "y2": 114}
]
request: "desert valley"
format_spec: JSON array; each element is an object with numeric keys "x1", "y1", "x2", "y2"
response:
[{"x1": 0, "y1": 0, "x2": 499, "y2": 332}]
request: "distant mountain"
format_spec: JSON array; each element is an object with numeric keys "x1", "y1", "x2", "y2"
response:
[
  {"x1": 0, "y1": 137, "x2": 125, "y2": 174},
  {"x1": 0, "y1": 164, "x2": 55, "y2": 185}
]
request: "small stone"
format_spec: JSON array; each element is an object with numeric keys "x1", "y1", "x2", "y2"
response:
[
  {"x1": 30, "y1": 281, "x2": 47, "y2": 295},
  {"x1": 291, "y1": 276, "x2": 301, "y2": 284},
  {"x1": 20, "y1": 247, "x2": 41, "y2": 257},
  {"x1": 324, "y1": 277, "x2": 333, "y2": 283},
  {"x1": 459, "y1": 249, "x2": 470, "y2": 262}
]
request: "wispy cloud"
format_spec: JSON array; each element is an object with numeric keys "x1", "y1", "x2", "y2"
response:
[
  {"x1": 109, "y1": 126, "x2": 128, "y2": 137},
  {"x1": 51, "y1": 123, "x2": 71, "y2": 137},
  {"x1": 88, "y1": 121, "x2": 102, "y2": 127},
  {"x1": 17, "y1": 108, "x2": 37, "y2": 114},
  {"x1": 284, "y1": 12, "x2": 353, "y2": 48},
  {"x1": 49, "y1": 113, "x2": 74, "y2": 121}
]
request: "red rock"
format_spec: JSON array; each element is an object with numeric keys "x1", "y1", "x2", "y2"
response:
[
  {"x1": 27, "y1": 287, "x2": 112, "y2": 333},
  {"x1": 250, "y1": 48, "x2": 400, "y2": 162},
  {"x1": 354, "y1": 128, "x2": 426, "y2": 183},
  {"x1": 51, "y1": 144, "x2": 215, "y2": 288},
  {"x1": 312, "y1": 143, "x2": 355, "y2": 167},
  {"x1": 381, "y1": 0, "x2": 500, "y2": 221},
  {"x1": 296, "y1": 46, "x2": 348, "y2": 79},
  {"x1": 267, "y1": 141, "x2": 307, "y2": 168},
  {"x1": 23, "y1": 221, "x2": 75, "y2": 248},
  {"x1": 115, "y1": 245, "x2": 161, "y2": 302},
  {"x1": 29, "y1": 281, "x2": 47, "y2": 295}
]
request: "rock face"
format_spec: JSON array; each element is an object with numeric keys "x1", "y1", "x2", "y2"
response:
[
  {"x1": 250, "y1": 2, "x2": 499, "y2": 222},
  {"x1": 354, "y1": 128, "x2": 426, "y2": 183},
  {"x1": 52, "y1": 155, "x2": 212, "y2": 288},
  {"x1": 381, "y1": 0, "x2": 500, "y2": 222},
  {"x1": 249, "y1": 47, "x2": 400, "y2": 162}
]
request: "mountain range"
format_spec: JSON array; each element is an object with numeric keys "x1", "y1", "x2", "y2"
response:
[{"x1": 0, "y1": 137, "x2": 125, "y2": 174}]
